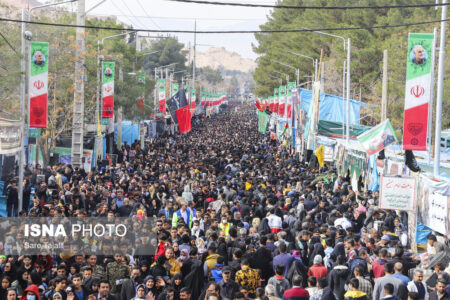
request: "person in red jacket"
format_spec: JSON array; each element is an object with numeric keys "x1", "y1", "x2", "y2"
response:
[
  {"x1": 308, "y1": 255, "x2": 328, "y2": 280},
  {"x1": 372, "y1": 248, "x2": 388, "y2": 279},
  {"x1": 282, "y1": 275, "x2": 309, "y2": 300},
  {"x1": 20, "y1": 284, "x2": 41, "y2": 300}
]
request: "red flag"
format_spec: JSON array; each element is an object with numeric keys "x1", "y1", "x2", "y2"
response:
[
  {"x1": 29, "y1": 94, "x2": 48, "y2": 128},
  {"x1": 175, "y1": 90, "x2": 191, "y2": 133},
  {"x1": 176, "y1": 106, "x2": 191, "y2": 133},
  {"x1": 102, "y1": 95, "x2": 114, "y2": 118},
  {"x1": 287, "y1": 104, "x2": 292, "y2": 119},
  {"x1": 137, "y1": 98, "x2": 144, "y2": 111}
]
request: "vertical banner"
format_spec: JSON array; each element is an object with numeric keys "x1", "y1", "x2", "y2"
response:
[
  {"x1": 190, "y1": 88, "x2": 196, "y2": 116},
  {"x1": 102, "y1": 62, "x2": 115, "y2": 118},
  {"x1": 273, "y1": 88, "x2": 279, "y2": 114},
  {"x1": 403, "y1": 33, "x2": 434, "y2": 150},
  {"x1": 138, "y1": 74, "x2": 145, "y2": 84},
  {"x1": 158, "y1": 79, "x2": 166, "y2": 113},
  {"x1": 172, "y1": 83, "x2": 179, "y2": 96},
  {"x1": 278, "y1": 85, "x2": 286, "y2": 117},
  {"x1": 29, "y1": 42, "x2": 49, "y2": 128},
  {"x1": 287, "y1": 82, "x2": 295, "y2": 120}
]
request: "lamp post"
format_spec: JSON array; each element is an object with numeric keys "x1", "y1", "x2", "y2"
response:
[
  {"x1": 270, "y1": 69, "x2": 289, "y2": 83},
  {"x1": 18, "y1": 0, "x2": 79, "y2": 211},
  {"x1": 269, "y1": 75, "x2": 283, "y2": 86},
  {"x1": 301, "y1": 27, "x2": 351, "y2": 143},
  {"x1": 285, "y1": 50, "x2": 317, "y2": 82},
  {"x1": 93, "y1": 31, "x2": 136, "y2": 167},
  {"x1": 273, "y1": 60, "x2": 299, "y2": 86}
]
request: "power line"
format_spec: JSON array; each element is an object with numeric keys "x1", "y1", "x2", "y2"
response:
[
  {"x1": 0, "y1": 16, "x2": 447, "y2": 33},
  {"x1": 118, "y1": 0, "x2": 149, "y2": 29},
  {"x1": 0, "y1": 31, "x2": 17, "y2": 53},
  {"x1": 110, "y1": 0, "x2": 142, "y2": 28},
  {"x1": 166, "y1": 0, "x2": 450, "y2": 10},
  {"x1": 91, "y1": 13, "x2": 265, "y2": 21},
  {"x1": 135, "y1": 0, "x2": 162, "y2": 29}
]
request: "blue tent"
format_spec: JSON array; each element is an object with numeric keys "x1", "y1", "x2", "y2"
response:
[{"x1": 299, "y1": 88, "x2": 367, "y2": 125}]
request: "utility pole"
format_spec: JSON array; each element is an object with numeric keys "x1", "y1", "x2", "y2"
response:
[
  {"x1": 320, "y1": 62, "x2": 325, "y2": 93},
  {"x1": 117, "y1": 106, "x2": 122, "y2": 150},
  {"x1": 192, "y1": 20, "x2": 197, "y2": 104},
  {"x1": 71, "y1": 0, "x2": 86, "y2": 167},
  {"x1": 381, "y1": 50, "x2": 388, "y2": 121},
  {"x1": 346, "y1": 38, "x2": 351, "y2": 143},
  {"x1": 428, "y1": 27, "x2": 437, "y2": 158},
  {"x1": 434, "y1": 0, "x2": 447, "y2": 177}
]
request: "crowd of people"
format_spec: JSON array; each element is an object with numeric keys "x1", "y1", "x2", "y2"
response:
[{"x1": 1, "y1": 103, "x2": 449, "y2": 300}]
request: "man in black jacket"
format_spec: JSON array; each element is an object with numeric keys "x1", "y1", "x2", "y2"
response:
[
  {"x1": 120, "y1": 266, "x2": 141, "y2": 300},
  {"x1": 252, "y1": 236, "x2": 274, "y2": 282},
  {"x1": 218, "y1": 267, "x2": 239, "y2": 300},
  {"x1": 6, "y1": 180, "x2": 18, "y2": 217}
]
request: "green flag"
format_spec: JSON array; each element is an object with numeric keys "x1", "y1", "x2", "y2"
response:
[{"x1": 258, "y1": 111, "x2": 269, "y2": 134}]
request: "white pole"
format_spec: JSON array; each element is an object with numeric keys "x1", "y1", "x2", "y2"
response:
[
  {"x1": 346, "y1": 38, "x2": 351, "y2": 143},
  {"x1": 433, "y1": 0, "x2": 447, "y2": 178},
  {"x1": 381, "y1": 50, "x2": 388, "y2": 121},
  {"x1": 192, "y1": 20, "x2": 196, "y2": 105},
  {"x1": 18, "y1": 9, "x2": 27, "y2": 211},
  {"x1": 428, "y1": 27, "x2": 437, "y2": 163},
  {"x1": 342, "y1": 60, "x2": 346, "y2": 139}
]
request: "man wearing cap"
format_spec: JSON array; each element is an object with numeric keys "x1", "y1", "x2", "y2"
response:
[{"x1": 218, "y1": 266, "x2": 239, "y2": 300}]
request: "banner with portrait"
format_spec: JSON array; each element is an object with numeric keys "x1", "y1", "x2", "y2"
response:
[
  {"x1": 102, "y1": 62, "x2": 115, "y2": 118},
  {"x1": 403, "y1": 33, "x2": 434, "y2": 150},
  {"x1": 29, "y1": 42, "x2": 49, "y2": 128},
  {"x1": 158, "y1": 79, "x2": 166, "y2": 114}
]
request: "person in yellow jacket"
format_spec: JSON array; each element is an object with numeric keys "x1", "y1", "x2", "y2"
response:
[
  {"x1": 218, "y1": 215, "x2": 232, "y2": 237},
  {"x1": 164, "y1": 246, "x2": 181, "y2": 277},
  {"x1": 203, "y1": 244, "x2": 220, "y2": 278}
]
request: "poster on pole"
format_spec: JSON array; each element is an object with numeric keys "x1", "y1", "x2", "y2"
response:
[
  {"x1": 158, "y1": 79, "x2": 166, "y2": 113},
  {"x1": 102, "y1": 62, "x2": 115, "y2": 118},
  {"x1": 0, "y1": 118, "x2": 22, "y2": 154},
  {"x1": 380, "y1": 175, "x2": 416, "y2": 211},
  {"x1": 402, "y1": 33, "x2": 434, "y2": 150},
  {"x1": 29, "y1": 41, "x2": 49, "y2": 128}
]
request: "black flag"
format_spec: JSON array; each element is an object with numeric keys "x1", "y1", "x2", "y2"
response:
[{"x1": 166, "y1": 89, "x2": 187, "y2": 124}]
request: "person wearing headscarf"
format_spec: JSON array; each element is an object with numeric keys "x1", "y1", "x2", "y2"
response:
[
  {"x1": 130, "y1": 284, "x2": 146, "y2": 300},
  {"x1": 170, "y1": 274, "x2": 183, "y2": 300}
]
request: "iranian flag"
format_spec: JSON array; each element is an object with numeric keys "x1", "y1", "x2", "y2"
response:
[
  {"x1": 287, "y1": 82, "x2": 295, "y2": 119},
  {"x1": 273, "y1": 88, "x2": 279, "y2": 114},
  {"x1": 158, "y1": 79, "x2": 166, "y2": 113},
  {"x1": 278, "y1": 85, "x2": 286, "y2": 117},
  {"x1": 29, "y1": 42, "x2": 49, "y2": 128},
  {"x1": 403, "y1": 33, "x2": 434, "y2": 150},
  {"x1": 358, "y1": 119, "x2": 398, "y2": 155},
  {"x1": 190, "y1": 88, "x2": 196, "y2": 116},
  {"x1": 102, "y1": 62, "x2": 115, "y2": 118}
]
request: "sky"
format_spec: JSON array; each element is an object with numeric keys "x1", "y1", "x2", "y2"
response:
[{"x1": 76, "y1": 0, "x2": 276, "y2": 60}]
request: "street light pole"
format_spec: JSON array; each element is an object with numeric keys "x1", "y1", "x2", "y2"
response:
[
  {"x1": 269, "y1": 75, "x2": 283, "y2": 86},
  {"x1": 285, "y1": 50, "x2": 317, "y2": 82},
  {"x1": 19, "y1": 0, "x2": 78, "y2": 211},
  {"x1": 270, "y1": 69, "x2": 289, "y2": 83},
  {"x1": 300, "y1": 27, "x2": 350, "y2": 143},
  {"x1": 273, "y1": 60, "x2": 299, "y2": 86},
  {"x1": 94, "y1": 31, "x2": 136, "y2": 166},
  {"x1": 434, "y1": 0, "x2": 447, "y2": 177}
]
